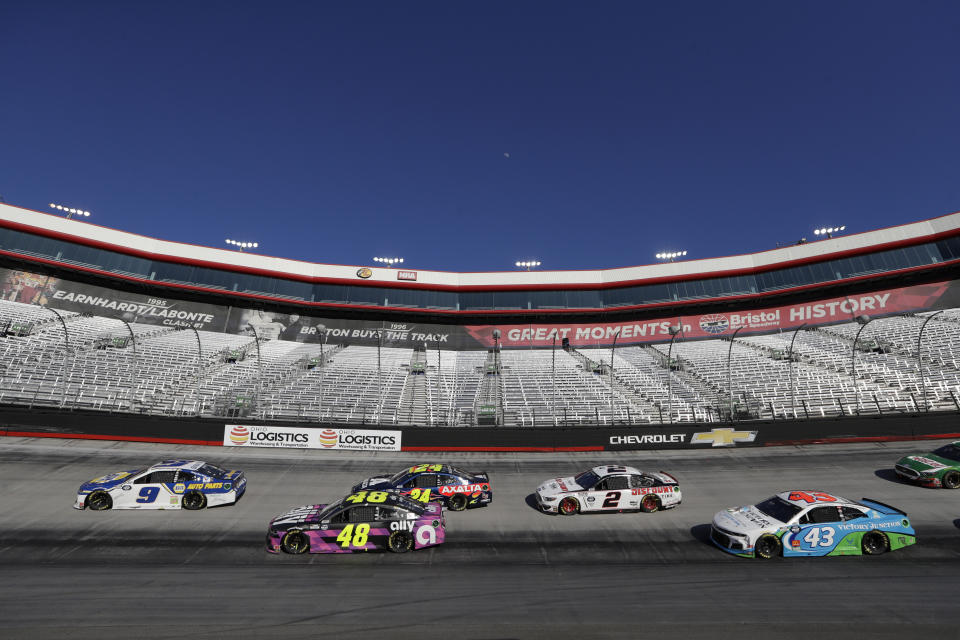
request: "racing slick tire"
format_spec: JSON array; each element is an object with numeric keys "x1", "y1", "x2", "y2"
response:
[
  {"x1": 862, "y1": 531, "x2": 890, "y2": 555},
  {"x1": 181, "y1": 491, "x2": 207, "y2": 511},
  {"x1": 754, "y1": 534, "x2": 782, "y2": 559},
  {"x1": 558, "y1": 497, "x2": 580, "y2": 516},
  {"x1": 942, "y1": 471, "x2": 960, "y2": 489},
  {"x1": 388, "y1": 531, "x2": 413, "y2": 554},
  {"x1": 448, "y1": 494, "x2": 469, "y2": 512},
  {"x1": 281, "y1": 530, "x2": 309, "y2": 554},
  {"x1": 640, "y1": 495, "x2": 661, "y2": 513},
  {"x1": 86, "y1": 491, "x2": 112, "y2": 511}
]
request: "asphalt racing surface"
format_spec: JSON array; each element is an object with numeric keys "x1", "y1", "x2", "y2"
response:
[{"x1": 1, "y1": 436, "x2": 959, "y2": 640}]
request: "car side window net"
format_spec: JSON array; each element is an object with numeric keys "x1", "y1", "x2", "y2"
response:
[
  {"x1": 841, "y1": 506, "x2": 866, "y2": 520},
  {"x1": 606, "y1": 476, "x2": 629, "y2": 490},
  {"x1": 349, "y1": 506, "x2": 377, "y2": 523},
  {"x1": 414, "y1": 474, "x2": 438, "y2": 488},
  {"x1": 804, "y1": 506, "x2": 841, "y2": 524}
]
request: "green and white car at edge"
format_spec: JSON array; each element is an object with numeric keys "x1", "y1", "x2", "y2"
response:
[{"x1": 895, "y1": 441, "x2": 960, "y2": 488}]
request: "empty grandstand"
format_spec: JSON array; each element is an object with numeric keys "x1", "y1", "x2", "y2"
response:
[{"x1": 1, "y1": 202, "x2": 959, "y2": 428}]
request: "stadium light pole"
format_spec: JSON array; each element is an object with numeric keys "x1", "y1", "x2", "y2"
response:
[
  {"x1": 373, "y1": 257, "x2": 404, "y2": 268},
  {"x1": 44, "y1": 307, "x2": 70, "y2": 408},
  {"x1": 851, "y1": 315, "x2": 872, "y2": 415},
  {"x1": 552, "y1": 336, "x2": 557, "y2": 427},
  {"x1": 318, "y1": 328, "x2": 328, "y2": 423},
  {"x1": 515, "y1": 260, "x2": 541, "y2": 271},
  {"x1": 49, "y1": 203, "x2": 91, "y2": 220},
  {"x1": 727, "y1": 327, "x2": 744, "y2": 423},
  {"x1": 813, "y1": 225, "x2": 846, "y2": 239},
  {"x1": 247, "y1": 324, "x2": 263, "y2": 419},
  {"x1": 655, "y1": 251, "x2": 687, "y2": 263},
  {"x1": 492, "y1": 329, "x2": 501, "y2": 426},
  {"x1": 225, "y1": 239, "x2": 258, "y2": 252},
  {"x1": 436, "y1": 338, "x2": 442, "y2": 426},
  {"x1": 117, "y1": 319, "x2": 138, "y2": 412},
  {"x1": 788, "y1": 323, "x2": 807, "y2": 419},
  {"x1": 666, "y1": 324, "x2": 681, "y2": 425},
  {"x1": 377, "y1": 324, "x2": 383, "y2": 425},
  {"x1": 609, "y1": 329, "x2": 620, "y2": 422},
  {"x1": 917, "y1": 311, "x2": 944, "y2": 412},
  {"x1": 187, "y1": 327, "x2": 203, "y2": 416}
]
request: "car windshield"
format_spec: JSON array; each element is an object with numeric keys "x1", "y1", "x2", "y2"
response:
[
  {"x1": 574, "y1": 470, "x2": 600, "y2": 489},
  {"x1": 316, "y1": 497, "x2": 346, "y2": 520},
  {"x1": 932, "y1": 444, "x2": 960, "y2": 462},
  {"x1": 754, "y1": 496, "x2": 803, "y2": 523},
  {"x1": 389, "y1": 469, "x2": 412, "y2": 485},
  {"x1": 198, "y1": 463, "x2": 226, "y2": 478}
]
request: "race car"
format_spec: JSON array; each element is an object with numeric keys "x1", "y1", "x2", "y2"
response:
[
  {"x1": 710, "y1": 490, "x2": 916, "y2": 559},
  {"x1": 351, "y1": 463, "x2": 492, "y2": 511},
  {"x1": 74, "y1": 459, "x2": 246, "y2": 510},
  {"x1": 535, "y1": 465, "x2": 681, "y2": 515},
  {"x1": 894, "y1": 441, "x2": 960, "y2": 488},
  {"x1": 266, "y1": 490, "x2": 445, "y2": 554}
]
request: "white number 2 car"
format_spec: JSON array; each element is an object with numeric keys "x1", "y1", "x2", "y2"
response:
[
  {"x1": 74, "y1": 459, "x2": 246, "y2": 510},
  {"x1": 535, "y1": 465, "x2": 681, "y2": 515}
]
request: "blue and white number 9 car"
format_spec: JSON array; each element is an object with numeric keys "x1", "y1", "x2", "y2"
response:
[
  {"x1": 711, "y1": 490, "x2": 916, "y2": 558},
  {"x1": 74, "y1": 459, "x2": 246, "y2": 510}
]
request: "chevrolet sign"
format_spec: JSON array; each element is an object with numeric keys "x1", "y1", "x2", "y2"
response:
[{"x1": 609, "y1": 434, "x2": 686, "y2": 445}]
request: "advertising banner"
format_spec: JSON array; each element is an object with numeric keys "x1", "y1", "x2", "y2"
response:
[
  {"x1": 0, "y1": 266, "x2": 228, "y2": 331},
  {"x1": 464, "y1": 281, "x2": 956, "y2": 348},
  {"x1": 2, "y1": 263, "x2": 957, "y2": 350},
  {"x1": 224, "y1": 424, "x2": 402, "y2": 451}
]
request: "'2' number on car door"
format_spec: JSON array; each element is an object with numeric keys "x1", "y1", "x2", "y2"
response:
[{"x1": 602, "y1": 491, "x2": 620, "y2": 508}]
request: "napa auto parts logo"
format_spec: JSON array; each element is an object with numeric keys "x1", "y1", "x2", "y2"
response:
[{"x1": 223, "y1": 425, "x2": 401, "y2": 451}]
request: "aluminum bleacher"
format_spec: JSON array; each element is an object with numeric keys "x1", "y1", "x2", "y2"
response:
[{"x1": 1, "y1": 298, "x2": 958, "y2": 426}]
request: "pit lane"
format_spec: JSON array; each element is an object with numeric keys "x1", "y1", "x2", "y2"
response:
[{"x1": 1, "y1": 436, "x2": 958, "y2": 639}]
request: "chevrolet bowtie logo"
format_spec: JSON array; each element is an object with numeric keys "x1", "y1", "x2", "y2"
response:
[{"x1": 690, "y1": 428, "x2": 757, "y2": 447}]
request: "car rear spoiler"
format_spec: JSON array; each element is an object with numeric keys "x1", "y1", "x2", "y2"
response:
[{"x1": 860, "y1": 498, "x2": 906, "y2": 516}]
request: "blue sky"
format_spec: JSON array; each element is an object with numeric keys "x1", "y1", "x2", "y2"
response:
[{"x1": 1, "y1": 1, "x2": 959, "y2": 272}]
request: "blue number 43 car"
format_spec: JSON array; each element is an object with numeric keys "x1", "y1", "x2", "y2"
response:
[
  {"x1": 74, "y1": 459, "x2": 246, "y2": 510},
  {"x1": 711, "y1": 490, "x2": 916, "y2": 558}
]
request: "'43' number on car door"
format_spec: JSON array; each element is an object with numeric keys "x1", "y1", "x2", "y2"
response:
[{"x1": 802, "y1": 527, "x2": 835, "y2": 548}]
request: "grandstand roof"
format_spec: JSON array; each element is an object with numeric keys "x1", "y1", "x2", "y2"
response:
[{"x1": 2, "y1": 202, "x2": 959, "y2": 291}]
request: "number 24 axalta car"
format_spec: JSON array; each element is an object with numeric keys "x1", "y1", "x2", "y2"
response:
[
  {"x1": 74, "y1": 460, "x2": 246, "y2": 510},
  {"x1": 351, "y1": 463, "x2": 492, "y2": 511},
  {"x1": 710, "y1": 490, "x2": 916, "y2": 558}
]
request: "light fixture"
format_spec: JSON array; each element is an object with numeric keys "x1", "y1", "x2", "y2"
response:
[
  {"x1": 49, "y1": 202, "x2": 91, "y2": 219},
  {"x1": 814, "y1": 225, "x2": 846, "y2": 238},
  {"x1": 373, "y1": 257, "x2": 404, "y2": 266},
  {"x1": 515, "y1": 260, "x2": 542, "y2": 270},
  {"x1": 656, "y1": 251, "x2": 687, "y2": 262},
  {"x1": 226, "y1": 239, "x2": 259, "y2": 252}
]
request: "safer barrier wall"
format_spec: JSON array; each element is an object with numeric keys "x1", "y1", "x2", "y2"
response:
[{"x1": 2, "y1": 405, "x2": 958, "y2": 452}]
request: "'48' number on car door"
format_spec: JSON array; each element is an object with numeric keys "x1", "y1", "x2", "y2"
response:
[
  {"x1": 802, "y1": 527, "x2": 835, "y2": 548},
  {"x1": 336, "y1": 524, "x2": 371, "y2": 548}
]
